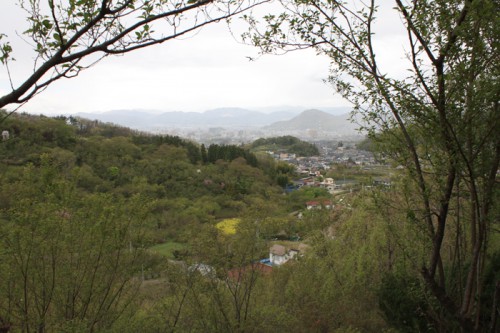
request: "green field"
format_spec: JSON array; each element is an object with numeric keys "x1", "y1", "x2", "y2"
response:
[{"x1": 149, "y1": 241, "x2": 187, "y2": 258}]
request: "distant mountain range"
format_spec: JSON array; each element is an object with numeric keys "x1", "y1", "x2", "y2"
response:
[
  {"x1": 75, "y1": 107, "x2": 353, "y2": 130},
  {"x1": 76, "y1": 108, "x2": 287, "y2": 130},
  {"x1": 74, "y1": 107, "x2": 362, "y2": 138}
]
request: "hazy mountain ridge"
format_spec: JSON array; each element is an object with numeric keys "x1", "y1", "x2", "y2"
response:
[
  {"x1": 264, "y1": 109, "x2": 358, "y2": 135},
  {"x1": 75, "y1": 107, "x2": 354, "y2": 132},
  {"x1": 76, "y1": 107, "x2": 290, "y2": 129}
]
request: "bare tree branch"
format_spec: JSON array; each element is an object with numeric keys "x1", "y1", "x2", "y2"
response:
[{"x1": 0, "y1": 0, "x2": 270, "y2": 110}]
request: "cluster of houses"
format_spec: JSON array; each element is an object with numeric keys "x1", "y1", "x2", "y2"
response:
[
  {"x1": 188, "y1": 242, "x2": 310, "y2": 281},
  {"x1": 267, "y1": 152, "x2": 297, "y2": 161},
  {"x1": 293, "y1": 176, "x2": 340, "y2": 193},
  {"x1": 319, "y1": 143, "x2": 376, "y2": 165},
  {"x1": 285, "y1": 174, "x2": 352, "y2": 194},
  {"x1": 270, "y1": 143, "x2": 376, "y2": 174}
]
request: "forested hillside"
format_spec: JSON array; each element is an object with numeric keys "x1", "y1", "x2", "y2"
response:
[
  {"x1": 250, "y1": 135, "x2": 319, "y2": 156},
  {"x1": 0, "y1": 112, "x2": 284, "y2": 331},
  {"x1": 0, "y1": 111, "x2": 282, "y2": 240},
  {"x1": 0, "y1": 112, "x2": 361, "y2": 331},
  {"x1": 1, "y1": 111, "x2": 499, "y2": 332}
]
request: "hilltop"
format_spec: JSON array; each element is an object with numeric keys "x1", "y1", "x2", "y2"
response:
[
  {"x1": 263, "y1": 109, "x2": 358, "y2": 135},
  {"x1": 250, "y1": 136, "x2": 319, "y2": 157}
]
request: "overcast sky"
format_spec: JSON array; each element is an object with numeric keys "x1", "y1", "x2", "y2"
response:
[{"x1": 0, "y1": 1, "x2": 405, "y2": 116}]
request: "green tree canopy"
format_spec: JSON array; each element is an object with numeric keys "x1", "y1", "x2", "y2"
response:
[
  {"x1": 251, "y1": 135, "x2": 319, "y2": 156},
  {"x1": 246, "y1": 0, "x2": 499, "y2": 330}
]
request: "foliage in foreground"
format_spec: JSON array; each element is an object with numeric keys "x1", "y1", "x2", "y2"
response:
[{"x1": 246, "y1": 0, "x2": 500, "y2": 330}]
